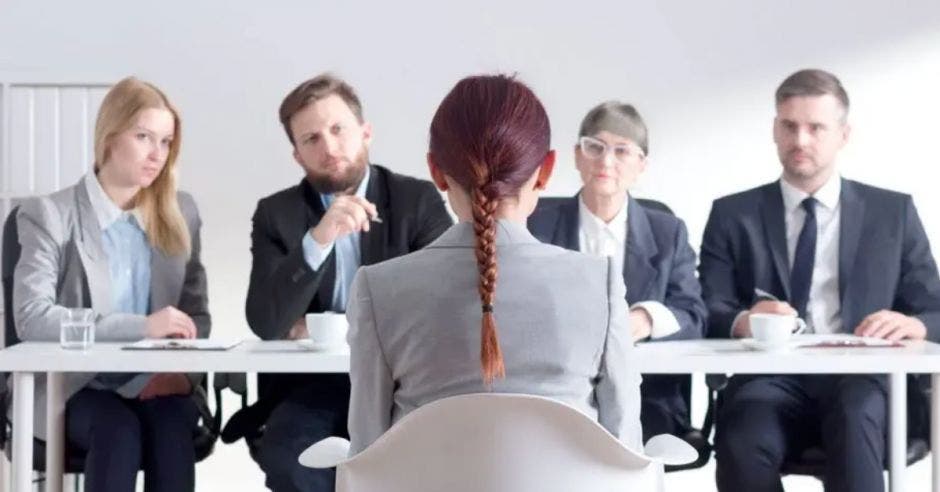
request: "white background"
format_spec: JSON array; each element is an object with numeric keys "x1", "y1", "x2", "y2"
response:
[{"x1": 1, "y1": 1, "x2": 939, "y2": 489}]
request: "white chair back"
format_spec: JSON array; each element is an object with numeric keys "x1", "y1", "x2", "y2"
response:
[{"x1": 300, "y1": 393, "x2": 696, "y2": 492}]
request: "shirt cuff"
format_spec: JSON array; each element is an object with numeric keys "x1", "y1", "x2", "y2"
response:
[
  {"x1": 301, "y1": 232, "x2": 334, "y2": 271},
  {"x1": 632, "y1": 301, "x2": 680, "y2": 339},
  {"x1": 730, "y1": 310, "x2": 749, "y2": 338}
]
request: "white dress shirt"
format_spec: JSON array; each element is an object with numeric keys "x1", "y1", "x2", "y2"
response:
[
  {"x1": 779, "y1": 175, "x2": 842, "y2": 334},
  {"x1": 578, "y1": 195, "x2": 680, "y2": 339}
]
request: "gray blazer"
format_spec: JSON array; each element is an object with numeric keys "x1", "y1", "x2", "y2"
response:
[
  {"x1": 12, "y1": 177, "x2": 210, "y2": 439},
  {"x1": 347, "y1": 220, "x2": 643, "y2": 454}
]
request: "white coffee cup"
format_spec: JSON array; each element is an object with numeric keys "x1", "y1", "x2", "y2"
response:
[
  {"x1": 749, "y1": 313, "x2": 806, "y2": 348},
  {"x1": 305, "y1": 312, "x2": 348, "y2": 349}
]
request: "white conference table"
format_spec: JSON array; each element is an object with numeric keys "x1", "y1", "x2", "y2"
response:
[{"x1": 1, "y1": 338, "x2": 940, "y2": 492}]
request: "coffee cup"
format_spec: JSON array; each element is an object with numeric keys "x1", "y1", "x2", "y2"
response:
[
  {"x1": 749, "y1": 313, "x2": 806, "y2": 349},
  {"x1": 305, "y1": 312, "x2": 348, "y2": 349}
]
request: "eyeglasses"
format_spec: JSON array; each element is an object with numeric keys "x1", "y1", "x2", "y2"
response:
[{"x1": 578, "y1": 136, "x2": 645, "y2": 164}]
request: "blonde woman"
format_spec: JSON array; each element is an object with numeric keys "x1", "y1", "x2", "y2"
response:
[{"x1": 12, "y1": 77, "x2": 209, "y2": 492}]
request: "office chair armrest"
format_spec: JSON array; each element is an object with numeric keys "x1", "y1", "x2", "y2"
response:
[
  {"x1": 644, "y1": 434, "x2": 698, "y2": 466},
  {"x1": 299, "y1": 437, "x2": 351, "y2": 469}
]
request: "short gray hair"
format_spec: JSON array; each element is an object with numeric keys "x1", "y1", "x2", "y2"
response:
[{"x1": 578, "y1": 101, "x2": 649, "y2": 156}]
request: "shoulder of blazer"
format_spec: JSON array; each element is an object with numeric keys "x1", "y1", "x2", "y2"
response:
[
  {"x1": 370, "y1": 164, "x2": 439, "y2": 209},
  {"x1": 842, "y1": 178, "x2": 911, "y2": 205},
  {"x1": 175, "y1": 190, "x2": 201, "y2": 224},
  {"x1": 709, "y1": 181, "x2": 780, "y2": 217},
  {"x1": 19, "y1": 184, "x2": 81, "y2": 239}
]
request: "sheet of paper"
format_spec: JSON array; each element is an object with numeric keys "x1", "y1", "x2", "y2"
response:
[{"x1": 122, "y1": 338, "x2": 243, "y2": 351}]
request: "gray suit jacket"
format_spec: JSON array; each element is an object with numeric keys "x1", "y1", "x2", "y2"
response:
[
  {"x1": 12, "y1": 177, "x2": 210, "y2": 439},
  {"x1": 346, "y1": 220, "x2": 643, "y2": 454}
]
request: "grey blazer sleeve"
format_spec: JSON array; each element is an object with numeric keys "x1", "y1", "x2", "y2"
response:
[
  {"x1": 13, "y1": 197, "x2": 147, "y2": 342},
  {"x1": 595, "y1": 257, "x2": 644, "y2": 450},
  {"x1": 346, "y1": 268, "x2": 394, "y2": 455}
]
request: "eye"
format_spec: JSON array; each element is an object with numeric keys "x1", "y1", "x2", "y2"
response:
[
  {"x1": 810, "y1": 123, "x2": 825, "y2": 133},
  {"x1": 613, "y1": 146, "x2": 634, "y2": 160},
  {"x1": 161, "y1": 138, "x2": 173, "y2": 148},
  {"x1": 585, "y1": 141, "x2": 605, "y2": 155},
  {"x1": 136, "y1": 132, "x2": 148, "y2": 140},
  {"x1": 305, "y1": 134, "x2": 320, "y2": 145},
  {"x1": 331, "y1": 124, "x2": 344, "y2": 135}
]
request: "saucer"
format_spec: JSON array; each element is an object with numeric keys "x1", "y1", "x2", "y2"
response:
[
  {"x1": 297, "y1": 339, "x2": 347, "y2": 352},
  {"x1": 740, "y1": 338, "x2": 793, "y2": 352}
]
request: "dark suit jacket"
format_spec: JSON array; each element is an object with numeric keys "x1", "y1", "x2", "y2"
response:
[
  {"x1": 527, "y1": 194, "x2": 707, "y2": 429},
  {"x1": 699, "y1": 178, "x2": 940, "y2": 340},
  {"x1": 242, "y1": 164, "x2": 452, "y2": 427}
]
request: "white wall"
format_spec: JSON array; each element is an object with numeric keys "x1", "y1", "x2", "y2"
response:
[{"x1": 1, "y1": 1, "x2": 939, "y2": 490}]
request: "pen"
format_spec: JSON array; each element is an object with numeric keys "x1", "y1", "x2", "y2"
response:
[{"x1": 754, "y1": 288, "x2": 779, "y2": 302}]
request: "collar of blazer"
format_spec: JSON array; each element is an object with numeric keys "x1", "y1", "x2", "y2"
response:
[{"x1": 426, "y1": 220, "x2": 539, "y2": 249}]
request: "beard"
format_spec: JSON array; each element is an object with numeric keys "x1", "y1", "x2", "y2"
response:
[{"x1": 307, "y1": 147, "x2": 369, "y2": 195}]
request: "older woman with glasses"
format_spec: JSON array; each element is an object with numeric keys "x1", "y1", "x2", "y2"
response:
[{"x1": 528, "y1": 101, "x2": 707, "y2": 442}]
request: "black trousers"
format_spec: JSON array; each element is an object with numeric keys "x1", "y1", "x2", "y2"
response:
[
  {"x1": 66, "y1": 388, "x2": 199, "y2": 492},
  {"x1": 714, "y1": 374, "x2": 888, "y2": 492},
  {"x1": 256, "y1": 377, "x2": 351, "y2": 492}
]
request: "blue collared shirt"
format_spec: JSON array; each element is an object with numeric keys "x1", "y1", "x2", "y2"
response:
[
  {"x1": 300, "y1": 166, "x2": 371, "y2": 312},
  {"x1": 84, "y1": 172, "x2": 152, "y2": 396}
]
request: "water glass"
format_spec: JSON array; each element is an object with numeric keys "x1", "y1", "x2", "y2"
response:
[{"x1": 60, "y1": 308, "x2": 95, "y2": 350}]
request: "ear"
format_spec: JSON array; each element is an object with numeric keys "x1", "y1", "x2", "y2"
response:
[
  {"x1": 840, "y1": 122, "x2": 852, "y2": 147},
  {"x1": 361, "y1": 121, "x2": 373, "y2": 147},
  {"x1": 637, "y1": 154, "x2": 648, "y2": 174},
  {"x1": 292, "y1": 147, "x2": 304, "y2": 167},
  {"x1": 535, "y1": 150, "x2": 556, "y2": 190},
  {"x1": 427, "y1": 153, "x2": 448, "y2": 191}
]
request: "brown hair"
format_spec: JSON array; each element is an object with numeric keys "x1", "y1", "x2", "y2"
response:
[
  {"x1": 429, "y1": 74, "x2": 551, "y2": 385},
  {"x1": 94, "y1": 77, "x2": 190, "y2": 256},
  {"x1": 776, "y1": 69, "x2": 850, "y2": 120},
  {"x1": 278, "y1": 73, "x2": 364, "y2": 145}
]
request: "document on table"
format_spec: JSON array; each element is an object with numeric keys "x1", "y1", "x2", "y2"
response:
[
  {"x1": 122, "y1": 338, "x2": 243, "y2": 351},
  {"x1": 795, "y1": 335, "x2": 903, "y2": 349}
]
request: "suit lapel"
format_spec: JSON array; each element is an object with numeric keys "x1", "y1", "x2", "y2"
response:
[
  {"x1": 551, "y1": 196, "x2": 580, "y2": 250},
  {"x1": 624, "y1": 197, "x2": 658, "y2": 304},
  {"x1": 74, "y1": 183, "x2": 112, "y2": 313},
  {"x1": 360, "y1": 166, "x2": 388, "y2": 266},
  {"x1": 759, "y1": 183, "x2": 792, "y2": 299},
  {"x1": 301, "y1": 179, "x2": 335, "y2": 310},
  {"x1": 838, "y1": 179, "x2": 864, "y2": 314}
]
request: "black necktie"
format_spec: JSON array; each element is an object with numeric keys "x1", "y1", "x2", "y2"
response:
[{"x1": 790, "y1": 197, "x2": 817, "y2": 318}]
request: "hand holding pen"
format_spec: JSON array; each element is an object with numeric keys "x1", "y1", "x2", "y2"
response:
[{"x1": 310, "y1": 194, "x2": 383, "y2": 245}]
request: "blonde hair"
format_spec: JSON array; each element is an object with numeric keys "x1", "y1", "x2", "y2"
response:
[{"x1": 93, "y1": 77, "x2": 190, "y2": 256}]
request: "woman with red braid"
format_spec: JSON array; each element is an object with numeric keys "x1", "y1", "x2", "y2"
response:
[{"x1": 345, "y1": 74, "x2": 643, "y2": 454}]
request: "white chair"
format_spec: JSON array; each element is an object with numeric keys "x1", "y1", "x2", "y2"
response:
[{"x1": 299, "y1": 393, "x2": 696, "y2": 492}]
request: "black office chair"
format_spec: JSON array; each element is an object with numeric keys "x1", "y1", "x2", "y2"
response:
[
  {"x1": 703, "y1": 373, "x2": 930, "y2": 479},
  {"x1": 634, "y1": 198, "x2": 714, "y2": 472},
  {"x1": 0, "y1": 205, "x2": 222, "y2": 483}
]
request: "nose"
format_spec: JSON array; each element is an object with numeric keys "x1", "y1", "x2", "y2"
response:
[
  {"x1": 322, "y1": 134, "x2": 341, "y2": 156},
  {"x1": 148, "y1": 142, "x2": 164, "y2": 162},
  {"x1": 600, "y1": 151, "x2": 617, "y2": 169},
  {"x1": 795, "y1": 128, "x2": 812, "y2": 148}
]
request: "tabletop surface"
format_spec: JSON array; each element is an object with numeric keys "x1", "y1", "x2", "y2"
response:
[{"x1": 1, "y1": 336, "x2": 940, "y2": 374}]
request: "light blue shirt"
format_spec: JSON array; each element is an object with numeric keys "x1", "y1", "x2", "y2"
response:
[
  {"x1": 84, "y1": 173, "x2": 152, "y2": 396},
  {"x1": 301, "y1": 166, "x2": 371, "y2": 312}
]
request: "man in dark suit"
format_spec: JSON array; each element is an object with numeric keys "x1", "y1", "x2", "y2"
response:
[
  {"x1": 243, "y1": 74, "x2": 453, "y2": 492},
  {"x1": 528, "y1": 101, "x2": 706, "y2": 441},
  {"x1": 699, "y1": 69, "x2": 940, "y2": 492}
]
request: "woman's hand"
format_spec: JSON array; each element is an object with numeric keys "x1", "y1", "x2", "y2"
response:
[{"x1": 145, "y1": 306, "x2": 197, "y2": 339}]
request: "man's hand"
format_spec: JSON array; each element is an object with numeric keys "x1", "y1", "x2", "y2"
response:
[
  {"x1": 287, "y1": 317, "x2": 308, "y2": 340},
  {"x1": 732, "y1": 300, "x2": 797, "y2": 338},
  {"x1": 854, "y1": 310, "x2": 927, "y2": 341},
  {"x1": 629, "y1": 308, "x2": 653, "y2": 342},
  {"x1": 310, "y1": 195, "x2": 379, "y2": 245},
  {"x1": 139, "y1": 373, "x2": 192, "y2": 400}
]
